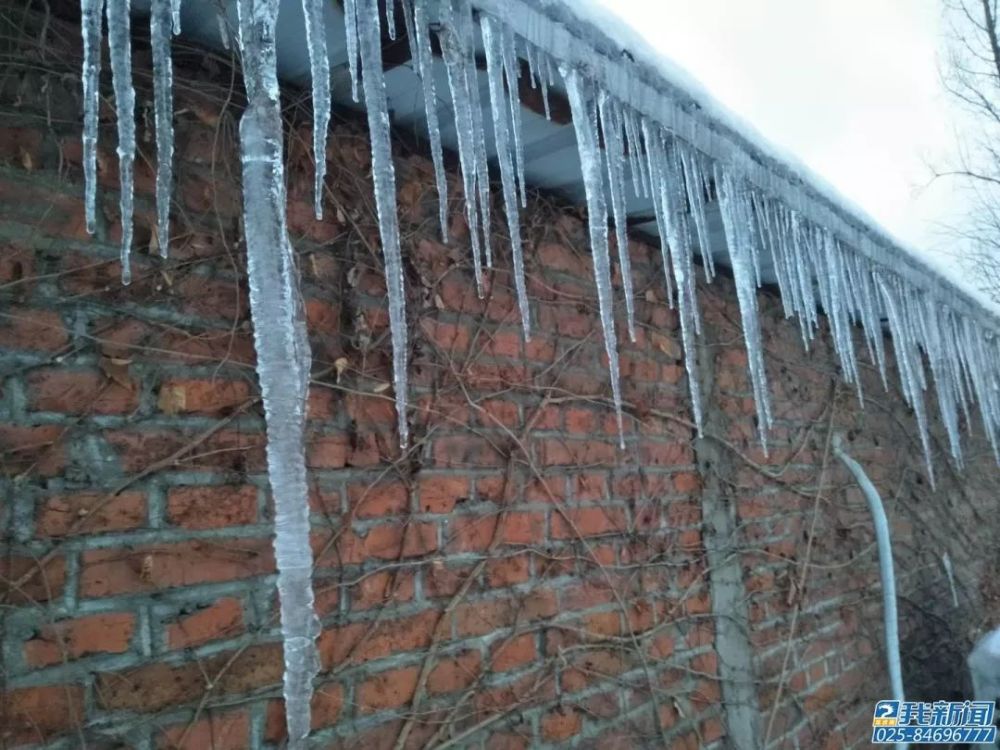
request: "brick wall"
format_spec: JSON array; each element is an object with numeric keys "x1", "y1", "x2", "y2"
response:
[{"x1": 2, "y1": 5, "x2": 998, "y2": 749}]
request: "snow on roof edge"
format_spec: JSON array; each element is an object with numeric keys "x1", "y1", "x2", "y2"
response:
[{"x1": 476, "y1": 0, "x2": 1000, "y2": 333}]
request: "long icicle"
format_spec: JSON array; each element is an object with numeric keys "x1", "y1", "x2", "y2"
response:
[
  {"x1": 235, "y1": 0, "x2": 318, "y2": 744},
  {"x1": 481, "y1": 15, "x2": 531, "y2": 338},
  {"x1": 563, "y1": 65, "x2": 625, "y2": 446},
  {"x1": 598, "y1": 91, "x2": 636, "y2": 342},
  {"x1": 343, "y1": 0, "x2": 360, "y2": 101},
  {"x1": 170, "y1": 0, "x2": 181, "y2": 33},
  {"x1": 413, "y1": 0, "x2": 449, "y2": 242},
  {"x1": 500, "y1": 26, "x2": 528, "y2": 208},
  {"x1": 358, "y1": 0, "x2": 410, "y2": 447},
  {"x1": 150, "y1": 0, "x2": 174, "y2": 258},
  {"x1": 716, "y1": 166, "x2": 772, "y2": 450},
  {"x1": 439, "y1": 4, "x2": 484, "y2": 292},
  {"x1": 302, "y1": 0, "x2": 331, "y2": 219},
  {"x1": 105, "y1": 0, "x2": 136, "y2": 285},
  {"x1": 81, "y1": 0, "x2": 104, "y2": 237}
]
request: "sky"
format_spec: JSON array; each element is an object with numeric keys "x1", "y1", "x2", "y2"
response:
[{"x1": 591, "y1": 0, "x2": 966, "y2": 258}]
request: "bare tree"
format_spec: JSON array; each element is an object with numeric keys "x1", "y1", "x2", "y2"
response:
[{"x1": 939, "y1": 0, "x2": 1000, "y2": 299}]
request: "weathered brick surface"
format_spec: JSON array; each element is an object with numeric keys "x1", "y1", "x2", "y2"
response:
[{"x1": 1, "y1": 6, "x2": 998, "y2": 750}]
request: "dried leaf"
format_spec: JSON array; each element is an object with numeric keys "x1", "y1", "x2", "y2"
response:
[
  {"x1": 99, "y1": 356, "x2": 133, "y2": 389},
  {"x1": 372, "y1": 381, "x2": 391, "y2": 394},
  {"x1": 334, "y1": 357, "x2": 349, "y2": 383},
  {"x1": 19, "y1": 147, "x2": 33, "y2": 171}
]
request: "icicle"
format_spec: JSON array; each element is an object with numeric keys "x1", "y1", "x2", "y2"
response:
[
  {"x1": 150, "y1": 0, "x2": 173, "y2": 258},
  {"x1": 438, "y1": 14, "x2": 484, "y2": 292},
  {"x1": 455, "y1": 0, "x2": 492, "y2": 266},
  {"x1": 170, "y1": 0, "x2": 181, "y2": 34},
  {"x1": 413, "y1": 0, "x2": 449, "y2": 242},
  {"x1": 386, "y1": 0, "x2": 396, "y2": 39},
  {"x1": 678, "y1": 144, "x2": 714, "y2": 282},
  {"x1": 343, "y1": 0, "x2": 360, "y2": 101},
  {"x1": 481, "y1": 16, "x2": 531, "y2": 338},
  {"x1": 624, "y1": 109, "x2": 650, "y2": 199},
  {"x1": 358, "y1": 0, "x2": 410, "y2": 447},
  {"x1": 106, "y1": 0, "x2": 135, "y2": 285},
  {"x1": 876, "y1": 273, "x2": 934, "y2": 484},
  {"x1": 302, "y1": 0, "x2": 331, "y2": 220},
  {"x1": 401, "y1": 0, "x2": 419, "y2": 71},
  {"x1": 646, "y1": 126, "x2": 703, "y2": 434},
  {"x1": 539, "y1": 51, "x2": 553, "y2": 121},
  {"x1": 598, "y1": 92, "x2": 636, "y2": 341},
  {"x1": 637, "y1": 120, "x2": 678, "y2": 314},
  {"x1": 524, "y1": 42, "x2": 539, "y2": 90},
  {"x1": 923, "y1": 298, "x2": 963, "y2": 465},
  {"x1": 217, "y1": 10, "x2": 231, "y2": 49},
  {"x1": 235, "y1": 1, "x2": 319, "y2": 744},
  {"x1": 716, "y1": 166, "x2": 772, "y2": 449},
  {"x1": 563, "y1": 66, "x2": 625, "y2": 446},
  {"x1": 81, "y1": 0, "x2": 103, "y2": 238},
  {"x1": 500, "y1": 26, "x2": 528, "y2": 208}
]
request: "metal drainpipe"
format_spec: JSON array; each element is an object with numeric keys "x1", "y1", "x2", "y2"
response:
[{"x1": 832, "y1": 434, "x2": 907, "y2": 750}]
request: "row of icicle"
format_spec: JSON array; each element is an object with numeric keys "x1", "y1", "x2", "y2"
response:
[{"x1": 79, "y1": 0, "x2": 1000, "y2": 742}]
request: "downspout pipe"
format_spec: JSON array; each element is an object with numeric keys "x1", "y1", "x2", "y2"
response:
[{"x1": 832, "y1": 435, "x2": 907, "y2": 749}]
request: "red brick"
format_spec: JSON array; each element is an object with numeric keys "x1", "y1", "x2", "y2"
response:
[
  {"x1": 487, "y1": 554, "x2": 531, "y2": 587},
  {"x1": 348, "y1": 479, "x2": 409, "y2": 518},
  {"x1": 36, "y1": 491, "x2": 145, "y2": 536},
  {"x1": 427, "y1": 650, "x2": 481, "y2": 694},
  {"x1": 537, "y1": 439, "x2": 617, "y2": 466},
  {"x1": 363, "y1": 523, "x2": 438, "y2": 559},
  {"x1": 157, "y1": 710, "x2": 250, "y2": 750},
  {"x1": 542, "y1": 707, "x2": 582, "y2": 741},
  {"x1": 537, "y1": 242, "x2": 587, "y2": 275},
  {"x1": 80, "y1": 540, "x2": 275, "y2": 597},
  {"x1": 0, "y1": 554, "x2": 66, "y2": 604},
  {"x1": 452, "y1": 599, "x2": 515, "y2": 637},
  {"x1": 308, "y1": 433, "x2": 349, "y2": 468},
  {"x1": 0, "y1": 424, "x2": 67, "y2": 477},
  {"x1": 166, "y1": 485, "x2": 257, "y2": 529},
  {"x1": 96, "y1": 643, "x2": 282, "y2": 712},
  {"x1": 357, "y1": 666, "x2": 419, "y2": 712},
  {"x1": 433, "y1": 435, "x2": 506, "y2": 467},
  {"x1": 491, "y1": 633, "x2": 536, "y2": 672},
  {"x1": 420, "y1": 319, "x2": 470, "y2": 351},
  {"x1": 104, "y1": 428, "x2": 266, "y2": 473},
  {"x1": 673, "y1": 471, "x2": 701, "y2": 493},
  {"x1": 502, "y1": 512, "x2": 546, "y2": 545},
  {"x1": 158, "y1": 378, "x2": 252, "y2": 415},
  {"x1": 418, "y1": 475, "x2": 470, "y2": 513},
  {"x1": 348, "y1": 570, "x2": 415, "y2": 610},
  {"x1": 167, "y1": 597, "x2": 245, "y2": 649},
  {"x1": 0, "y1": 684, "x2": 84, "y2": 746},
  {"x1": 0, "y1": 307, "x2": 68, "y2": 352},
  {"x1": 27, "y1": 368, "x2": 138, "y2": 414},
  {"x1": 552, "y1": 507, "x2": 628, "y2": 539},
  {"x1": 24, "y1": 612, "x2": 135, "y2": 667}
]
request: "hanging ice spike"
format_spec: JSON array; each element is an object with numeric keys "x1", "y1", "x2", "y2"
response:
[
  {"x1": 150, "y1": 0, "x2": 174, "y2": 258},
  {"x1": 302, "y1": 0, "x2": 331, "y2": 220},
  {"x1": 562, "y1": 65, "x2": 625, "y2": 447},
  {"x1": 235, "y1": 0, "x2": 319, "y2": 744},
  {"x1": 80, "y1": 0, "x2": 103, "y2": 237},
  {"x1": 106, "y1": 0, "x2": 136, "y2": 285},
  {"x1": 357, "y1": 0, "x2": 410, "y2": 447},
  {"x1": 482, "y1": 14, "x2": 531, "y2": 338},
  {"x1": 413, "y1": 0, "x2": 449, "y2": 242}
]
